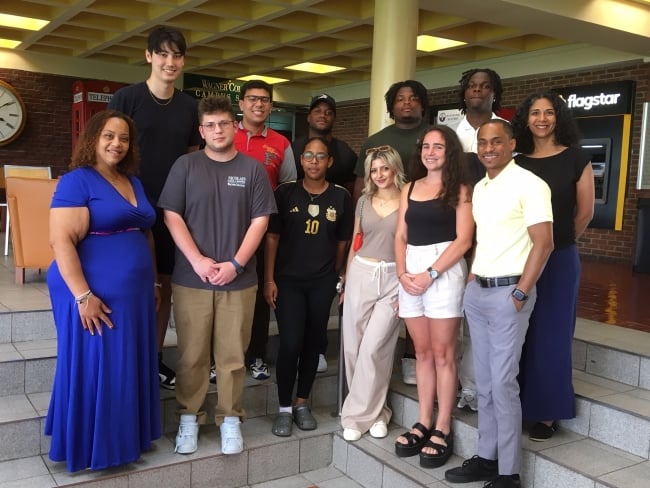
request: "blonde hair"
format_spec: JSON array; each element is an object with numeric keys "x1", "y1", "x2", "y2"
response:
[{"x1": 362, "y1": 145, "x2": 406, "y2": 196}]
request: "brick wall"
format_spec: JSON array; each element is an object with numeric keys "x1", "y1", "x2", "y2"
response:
[
  {"x1": 3, "y1": 62, "x2": 650, "y2": 262},
  {"x1": 0, "y1": 69, "x2": 74, "y2": 177},
  {"x1": 334, "y1": 61, "x2": 650, "y2": 264}
]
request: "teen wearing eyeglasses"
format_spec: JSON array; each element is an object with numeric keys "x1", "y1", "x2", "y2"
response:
[{"x1": 264, "y1": 136, "x2": 353, "y2": 437}]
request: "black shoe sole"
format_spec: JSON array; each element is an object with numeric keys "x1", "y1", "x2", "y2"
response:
[{"x1": 445, "y1": 472, "x2": 497, "y2": 483}]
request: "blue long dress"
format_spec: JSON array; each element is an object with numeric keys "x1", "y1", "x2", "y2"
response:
[{"x1": 45, "y1": 167, "x2": 161, "y2": 472}]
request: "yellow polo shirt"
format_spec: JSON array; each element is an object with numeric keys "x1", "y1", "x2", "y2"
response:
[{"x1": 471, "y1": 160, "x2": 552, "y2": 277}]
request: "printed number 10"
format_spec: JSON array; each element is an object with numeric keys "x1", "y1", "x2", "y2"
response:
[{"x1": 304, "y1": 219, "x2": 320, "y2": 235}]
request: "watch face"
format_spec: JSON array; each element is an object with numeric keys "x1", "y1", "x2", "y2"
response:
[
  {"x1": 512, "y1": 289, "x2": 527, "y2": 301},
  {"x1": 0, "y1": 81, "x2": 27, "y2": 146}
]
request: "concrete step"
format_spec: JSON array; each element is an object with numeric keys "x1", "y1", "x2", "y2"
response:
[
  {"x1": 0, "y1": 406, "x2": 340, "y2": 488},
  {"x1": 389, "y1": 362, "x2": 650, "y2": 460},
  {"x1": 0, "y1": 360, "x2": 341, "y2": 463},
  {"x1": 333, "y1": 379, "x2": 650, "y2": 488}
]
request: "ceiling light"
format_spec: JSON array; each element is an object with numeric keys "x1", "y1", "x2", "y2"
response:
[
  {"x1": 417, "y1": 35, "x2": 466, "y2": 52},
  {"x1": 237, "y1": 75, "x2": 289, "y2": 84},
  {"x1": 285, "y1": 62, "x2": 345, "y2": 74},
  {"x1": 0, "y1": 13, "x2": 49, "y2": 31},
  {"x1": 0, "y1": 38, "x2": 21, "y2": 49}
]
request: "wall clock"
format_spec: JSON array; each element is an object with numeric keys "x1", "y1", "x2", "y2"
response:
[{"x1": 0, "y1": 80, "x2": 27, "y2": 146}]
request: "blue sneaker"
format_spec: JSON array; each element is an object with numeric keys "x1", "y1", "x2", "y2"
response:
[{"x1": 249, "y1": 358, "x2": 270, "y2": 380}]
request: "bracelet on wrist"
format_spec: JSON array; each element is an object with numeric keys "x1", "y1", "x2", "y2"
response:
[
  {"x1": 154, "y1": 282, "x2": 162, "y2": 288},
  {"x1": 75, "y1": 290, "x2": 94, "y2": 305}
]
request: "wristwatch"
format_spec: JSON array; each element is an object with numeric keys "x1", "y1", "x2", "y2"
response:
[
  {"x1": 231, "y1": 258, "x2": 245, "y2": 275},
  {"x1": 426, "y1": 267, "x2": 439, "y2": 280},
  {"x1": 512, "y1": 288, "x2": 529, "y2": 302}
]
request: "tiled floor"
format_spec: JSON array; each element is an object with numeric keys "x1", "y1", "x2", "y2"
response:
[{"x1": 2, "y1": 235, "x2": 648, "y2": 333}]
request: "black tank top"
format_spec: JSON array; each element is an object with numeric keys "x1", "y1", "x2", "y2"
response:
[{"x1": 405, "y1": 182, "x2": 457, "y2": 245}]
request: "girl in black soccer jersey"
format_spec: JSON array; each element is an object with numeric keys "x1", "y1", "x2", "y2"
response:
[{"x1": 264, "y1": 137, "x2": 353, "y2": 437}]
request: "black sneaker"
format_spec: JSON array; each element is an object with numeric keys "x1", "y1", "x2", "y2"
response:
[
  {"x1": 445, "y1": 455, "x2": 498, "y2": 483},
  {"x1": 159, "y1": 359, "x2": 176, "y2": 390},
  {"x1": 529, "y1": 422, "x2": 556, "y2": 441},
  {"x1": 483, "y1": 475, "x2": 521, "y2": 487}
]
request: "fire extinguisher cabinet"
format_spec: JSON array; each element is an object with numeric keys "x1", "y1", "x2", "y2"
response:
[{"x1": 71, "y1": 80, "x2": 126, "y2": 150}]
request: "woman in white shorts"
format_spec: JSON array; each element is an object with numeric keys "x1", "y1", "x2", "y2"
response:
[{"x1": 394, "y1": 125, "x2": 474, "y2": 469}]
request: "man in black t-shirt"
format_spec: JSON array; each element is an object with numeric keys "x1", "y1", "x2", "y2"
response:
[{"x1": 108, "y1": 26, "x2": 201, "y2": 390}]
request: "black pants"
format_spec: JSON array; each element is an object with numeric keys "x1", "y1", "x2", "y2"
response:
[
  {"x1": 246, "y1": 238, "x2": 270, "y2": 361},
  {"x1": 274, "y1": 272, "x2": 337, "y2": 407}
]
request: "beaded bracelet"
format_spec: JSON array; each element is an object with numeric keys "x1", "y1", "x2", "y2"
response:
[{"x1": 75, "y1": 290, "x2": 94, "y2": 305}]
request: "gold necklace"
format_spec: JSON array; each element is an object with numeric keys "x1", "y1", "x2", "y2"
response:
[
  {"x1": 374, "y1": 194, "x2": 399, "y2": 207},
  {"x1": 148, "y1": 87, "x2": 174, "y2": 106}
]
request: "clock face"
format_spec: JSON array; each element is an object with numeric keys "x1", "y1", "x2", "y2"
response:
[{"x1": 0, "y1": 80, "x2": 27, "y2": 146}]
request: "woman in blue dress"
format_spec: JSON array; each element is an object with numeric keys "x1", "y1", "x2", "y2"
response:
[{"x1": 45, "y1": 110, "x2": 161, "y2": 472}]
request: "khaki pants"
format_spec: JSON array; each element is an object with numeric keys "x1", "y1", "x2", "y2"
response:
[{"x1": 173, "y1": 284, "x2": 256, "y2": 425}]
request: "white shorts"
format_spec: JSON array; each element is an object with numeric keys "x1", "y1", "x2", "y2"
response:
[{"x1": 398, "y1": 241, "x2": 467, "y2": 319}]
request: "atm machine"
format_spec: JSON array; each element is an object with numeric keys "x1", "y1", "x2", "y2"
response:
[{"x1": 555, "y1": 81, "x2": 635, "y2": 230}]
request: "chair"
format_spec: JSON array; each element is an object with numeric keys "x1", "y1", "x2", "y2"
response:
[
  {"x1": 3, "y1": 165, "x2": 52, "y2": 256},
  {"x1": 5, "y1": 176, "x2": 58, "y2": 284}
]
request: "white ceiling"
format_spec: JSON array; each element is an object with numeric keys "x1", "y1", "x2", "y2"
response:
[{"x1": 2, "y1": 0, "x2": 650, "y2": 91}]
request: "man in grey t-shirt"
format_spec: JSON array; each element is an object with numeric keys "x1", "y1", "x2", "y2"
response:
[{"x1": 158, "y1": 96, "x2": 276, "y2": 457}]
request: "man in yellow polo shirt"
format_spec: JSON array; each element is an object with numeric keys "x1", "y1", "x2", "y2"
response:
[{"x1": 445, "y1": 119, "x2": 553, "y2": 488}]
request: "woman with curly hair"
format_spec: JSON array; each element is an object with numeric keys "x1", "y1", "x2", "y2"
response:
[
  {"x1": 46, "y1": 110, "x2": 161, "y2": 471},
  {"x1": 393, "y1": 125, "x2": 474, "y2": 468},
  {"x1": 512, "y1": 91, "x2": 594, "y2": 441}
]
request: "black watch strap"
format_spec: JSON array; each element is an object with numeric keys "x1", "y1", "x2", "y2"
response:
[{"x1": 512, "y1": 288, "x2": 528, "y2": 302}]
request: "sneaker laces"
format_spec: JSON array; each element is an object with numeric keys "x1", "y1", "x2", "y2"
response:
[
  {"x1": 221, "y1": 421, "x2": 243, "y2": 449},
  {"x1": 177, "y1": 423, "x2": 196, "y2": 437}
]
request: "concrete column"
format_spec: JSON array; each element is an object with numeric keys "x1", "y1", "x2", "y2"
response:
[{"x1": 368, "y1": 0, "x2": 418, "y2": 134}]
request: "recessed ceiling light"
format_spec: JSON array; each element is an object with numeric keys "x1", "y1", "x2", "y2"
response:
[
  {"x1": 0, "y1": 13, "x2": 49, "y2": 31},
  {"x1": 0, "y1": 38, "x2": 21, "y2": 49},
  {"x1": 285, "y1": 62, "x2": 345, "y2": 74},
  {"x1": 237, "y1": 75, "x2": 289, "y2": 84},
  {"x1": 417, "y1": 35, "x2": 466, "y2": 52}
]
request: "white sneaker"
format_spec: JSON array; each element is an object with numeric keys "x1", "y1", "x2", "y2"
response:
[
  {"x1": 401, "y1": 358, "x2": 416, "y2": 385},
  {"x1": 457, "y1": 388, "x2": 478, "y2": 411},
  {"x1": 220, "y1": 417, "x2": 244, "y2": 455},
  {"x1": 369, "y1": 420, "x2": 388, "y2": 438},
  {"x1": 343, "y1": 428, "x2": 362, "y2": 441},
  {"x1": 317, "y1": 354, "x2": 328, "y2": 373},
  {"x1": 175, "y1": 414, "x2": 199, "y2": 454}
]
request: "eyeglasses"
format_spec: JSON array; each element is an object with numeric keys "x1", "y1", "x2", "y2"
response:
[
  {"x1": 366, "y1": 145, "x2": 393, "y2": 155},
  {"x1": 302, "y1": 151, "x2": 329, "y2": 162},
  {"x1": 244, "y1": 95, "x2": 271, "y2": 104},
  {"x1": 200, "y1": 121, "x2": 235, "y2": 131}
]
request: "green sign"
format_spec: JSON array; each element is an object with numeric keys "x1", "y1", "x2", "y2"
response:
[{"x1": 183, "y1": 73, "x2": 244, "y2": 104}]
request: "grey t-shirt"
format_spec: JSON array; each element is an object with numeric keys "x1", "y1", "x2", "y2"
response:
[
  {"x1": 158, "y1": 150, "x2": 277, "y2": 290},
  {"x1": 356, "y1": 194, "x2": 399, "y2": 262}
]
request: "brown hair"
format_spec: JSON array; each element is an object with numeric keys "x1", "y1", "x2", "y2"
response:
[
  {"x1": 69, "y1": 110, "x2": 140, "y2": 176},
  {"x1": 409, "y1": 125, "x2": 469, "y2": 209}
]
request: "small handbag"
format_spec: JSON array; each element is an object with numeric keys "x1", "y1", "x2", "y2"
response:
[{"x1": 352, "y1": 197, "x2": 365, "y2": 252}]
